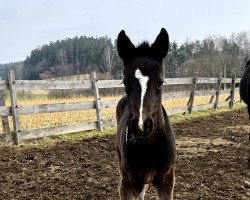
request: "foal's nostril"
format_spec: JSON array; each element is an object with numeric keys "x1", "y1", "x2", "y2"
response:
[{"x1": 143, "y1": 118, "x2": 153, "y2": 135}]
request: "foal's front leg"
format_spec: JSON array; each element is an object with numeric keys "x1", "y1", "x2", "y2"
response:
[
  {"x1": 119, "y1": 171, "x2": 147, "y2": 200},
  {"x1": 155, "y1": 168, "x2": 175, "y2": 200},
  {"x1": 137, "y1": 184, "x2": 149, "y2": 200},
  {"x1": 119, "y1": 174, "x2": 137, "y2": 200}
]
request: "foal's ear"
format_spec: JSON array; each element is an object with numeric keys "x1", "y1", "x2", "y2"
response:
[
  {"x1": 150, "y1": 28, "x2": 169, "y2": 61},
  {"x1": 117, "y1": 30, "x2": 135, "y2": 63}
]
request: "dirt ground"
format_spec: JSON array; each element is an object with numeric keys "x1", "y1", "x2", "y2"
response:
[{"x1": 0, "y1": 109, "x2": 249, "y2": 200}]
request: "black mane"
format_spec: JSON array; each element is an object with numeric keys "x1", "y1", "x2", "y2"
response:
[{"x1": 133, "y1": 42, "x2": 152, "y2": 59}]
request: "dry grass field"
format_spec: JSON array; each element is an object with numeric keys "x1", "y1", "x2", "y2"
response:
[{"x1": 0, "y1": 92, "x2": 240, "y2": 133}]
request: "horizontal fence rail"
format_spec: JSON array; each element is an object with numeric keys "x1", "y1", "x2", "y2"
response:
[
  {"x1": 0, "y1": 70, "x2": 242, "y2": 145},
  {"x1": 0, "y1": 78, "x2": 241, "y2": 90}
]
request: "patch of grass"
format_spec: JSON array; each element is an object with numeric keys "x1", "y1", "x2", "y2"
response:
[
  {"x1": 13, "y1": 127, "x2": 117, "y2": 149},
  {"x1": 58, "y1": 126, "x2": 117, "y2": 141},
  {"x1": 17, "y1": 91, "x2": 48, "y2": 100},
  {"x1": 169, "y1": 102, "x2": 246, "y2": 123}
]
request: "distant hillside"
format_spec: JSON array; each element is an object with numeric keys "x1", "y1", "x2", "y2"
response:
[{"x1": 22, "y1": 36, "x2": 122, "y2": 80}]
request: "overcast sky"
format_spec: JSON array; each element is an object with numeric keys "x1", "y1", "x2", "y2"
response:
[{"x1": 1, "y1": 0, "x2": 250, "y2": 64}]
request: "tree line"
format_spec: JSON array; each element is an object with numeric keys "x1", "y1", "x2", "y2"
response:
[
  {"x1": 1, "y1": 31, "x2": 250, "y2": 80},
  {"x1": 166, "y1": 32, "x2": 250, "y2": 78}
]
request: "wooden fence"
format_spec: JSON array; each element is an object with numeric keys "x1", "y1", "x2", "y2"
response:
[{"x1": 0, "y1": 70, "x2": 241, "y2": 145}]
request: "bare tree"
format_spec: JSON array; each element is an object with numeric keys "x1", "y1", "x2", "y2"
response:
[
  {"x1": 100, "y1": 46, "x2": 114, "y2": 75},
  {"x1": 57, "y1": 48, "x2": 69, "y2": 76},
  {"x1": 14, "y1": 63, "x2": 24, "y2": 80}
]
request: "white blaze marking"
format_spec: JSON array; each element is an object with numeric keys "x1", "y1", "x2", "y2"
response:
[{"x1": 135, "y1": 69, "x2": 149, "y2": 130}]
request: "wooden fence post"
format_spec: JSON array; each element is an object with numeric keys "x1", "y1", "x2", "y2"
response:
[
  {"x1": 0, "y1": 89, "x2": 11, "y2": 144},
  {"x1": 209, "y1": 95, "x2": 215, "y2": 104},
  {"x1": 188, "y1": 73, "x2": 197, "y2": 114},
  {"x1": 8, "y1": 70, "x2": 21, "y2": 145},
  {"x1": 229, "y1": 73, "x2": 236, "y2": 109},
  {"x1": 91, "y1": 71, "x2": 103, "y2": 131},
  {"x1": 0, "y1": 78, "x2": 10, "y2": 136},
  {"x1": 214, "y1": 73, "x2": 222, "y2": 110}
]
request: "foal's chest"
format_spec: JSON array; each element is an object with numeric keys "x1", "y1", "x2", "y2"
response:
[{"x1": 125, "y1": 141, "x2": 170, "y2": 170}]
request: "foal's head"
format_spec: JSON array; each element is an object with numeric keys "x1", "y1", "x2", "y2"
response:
[{"x1": 117, "y1": 28, "x2": 169, "y2": 135}]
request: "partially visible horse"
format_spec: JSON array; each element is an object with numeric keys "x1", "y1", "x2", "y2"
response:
[
  {"x1": 240, "y1": 59, "x2": 250, "y2": 119},
  {"x1": 240, "y1": 59, "x2": 250, "y2": 168},
  {"x1": 116, "y1": 28, "x2": 177, "y2": 200}
]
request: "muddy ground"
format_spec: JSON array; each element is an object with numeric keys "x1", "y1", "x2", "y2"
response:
[{"x1": 0, "y1": 109, "x2": 249, "y2": 200}]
